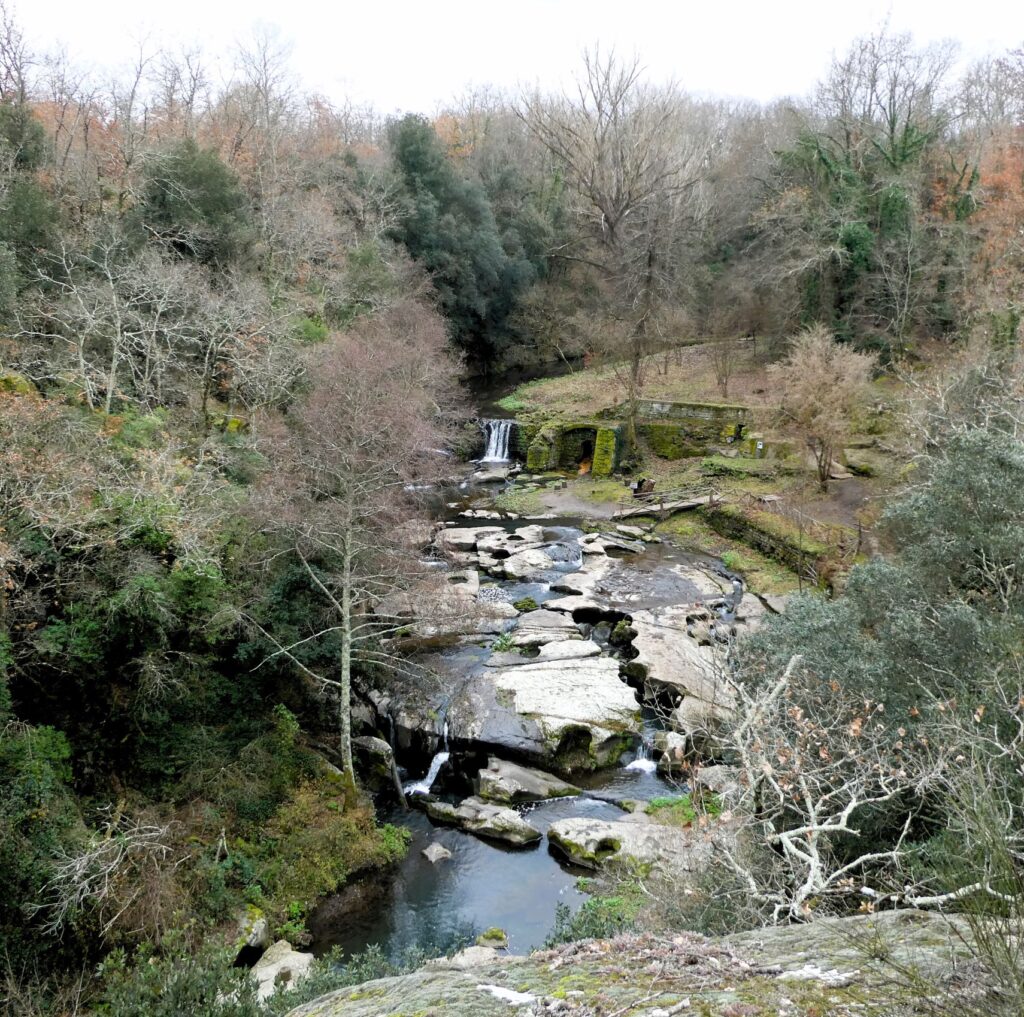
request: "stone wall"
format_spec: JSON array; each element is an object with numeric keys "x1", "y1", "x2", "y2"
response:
[{"x1": 525, "y1": 421, "x2": 622, "y2": 474}]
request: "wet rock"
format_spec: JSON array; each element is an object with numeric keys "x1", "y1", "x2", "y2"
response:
[
  {"x1": 477, "y1": 757, "x2": 580, "y2": 804},
  {"x1": 422, "y1": 841, "x2": 452, "y2": 863},
  {"x1": 535, "y1": 639, "x2": 602, "y2": 661},
  {"x1": 436, "y1": 525, "x2": 503, "y2": 554},
  {"x1": 251, "y1": 940, "x2": 313, "y2": 1001},
  {"x1": 511, "y1": 608, "x2": 582, "y2": 647},
  {"x1": 483, "y1": 650, "x2": 531, "y2": 668},
  {"x1": 547, "y1": 817, "x2": 713, "y2": 873},
  {"x1": 448, "y1": 656, "x2": 641, "y2": 771},
  {"x1": 424, "y1": 795, "x2": 541, "y2": 846},
  {"x1": 654, "y1": 730, "x2": 690, "y2": 775}
]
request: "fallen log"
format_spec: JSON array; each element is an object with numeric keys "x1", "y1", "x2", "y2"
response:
[{"x1": 611, "y1": 494, "x2": 718, "y2": 520}]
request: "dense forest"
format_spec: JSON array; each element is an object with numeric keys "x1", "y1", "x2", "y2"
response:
[{"x1": 2, "y1": 3, "x2": 1024, "y2": 1013}]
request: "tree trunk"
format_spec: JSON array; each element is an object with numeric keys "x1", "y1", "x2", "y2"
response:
[{"x1": 339, "y1": 543, "x2": 355, "y2": 778}]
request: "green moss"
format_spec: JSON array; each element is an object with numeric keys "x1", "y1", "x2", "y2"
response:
[
  {"x1": 640, "y1": 422, "x2": 706, "y2": 459},
  {"x1": 593, "y1": 426, "x2": 620, "y2": 475},
  {"x1": 512, "y1": 596, "x2": 538, "y2": 612},
  {"x1": 0, "y1": 371, "x2": 34, "y2": 396},
  {"x1": 476, "y1": 926, "x2": 509, "y2": 948},
  {"x1": 700, "y1": 455, "x2": 778, "y2": 478}
]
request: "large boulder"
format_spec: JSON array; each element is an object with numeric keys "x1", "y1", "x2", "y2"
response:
[
  {"x1": 654, "y1": 730, "x2": 690, "y2": 775},
  {"x1": 352, "y1": 735, "x2": 395, "y2": 790},
  {"x1": 251, "y1": 940, "x2": 314, "y2": 1002},
  {"x1": 424, "y1": 795, "x2": 541, "y2": 846},
  {"x1": 477, "y1": 757, "x2": 580, "y2": 804},
  {"x1": 448, "y1": 656, "x2": 641, "y2": 771},
  {"x1": 670, "y1": 695, "x2": 733, "y2": 753},
  {"x1": 546, "y1": 817, "x2": 714, "y2": 873}
]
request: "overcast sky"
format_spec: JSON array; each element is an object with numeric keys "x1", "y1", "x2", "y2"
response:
[{"x1": 14, "y1": 0, "x2": 1024, "y2": 112}]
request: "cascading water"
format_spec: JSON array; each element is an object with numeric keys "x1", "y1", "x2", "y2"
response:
[
  {"x1": 480, "y1": 418, "x2": 515, "y2": 463},
  {"x1": 404, "y1": 750, "x2": 450, "y2": 796},
  {"x1": 625, "y1": 737, "x2": 658, "y2": 773},
  {"x1": 403, "y1": 719, "x2": 452, "y2": 796}
]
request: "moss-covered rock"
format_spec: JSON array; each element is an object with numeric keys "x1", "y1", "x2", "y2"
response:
[
  {"x1": 285, "y1": 912, "x2": 978, "y2": 1017},
  {"x1": 0, "y1": 371, "x2": 34, "y2": 396}
]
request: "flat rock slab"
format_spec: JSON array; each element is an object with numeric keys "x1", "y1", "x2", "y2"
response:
[
  {"x1": 425, "y1": 795, "x2": 541, "y2": 846},
  {"x1": 546, "y1": 817, "x2": 714, "y2": 873},
  {"x1": 511, "y1": 609, "x2": 581, "y2": 646},
  {"x1": 478, "y1": 757, "x2": 580, "y2": 804},
  {"x1": 630, "y1": 605, "x2": 737, "y2": 707},
  {"x1": 535, "y1": 639, "x2": 602, "y2": 661},
  {"x1": 448, "y1": 656, "x2": 641, "y2": 770}
]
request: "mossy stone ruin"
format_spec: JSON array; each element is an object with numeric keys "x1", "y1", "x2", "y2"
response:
[
  {"x1": 523, "y1": 400, "x2": 751, "y2": 473},
  {"x1": 526, "y1": 422, "x2": 622, "y2": 475}
]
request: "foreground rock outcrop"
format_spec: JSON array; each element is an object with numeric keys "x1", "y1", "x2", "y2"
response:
[{"x1": 285, "y1": 910, "x2": 979, "y2": 1016}]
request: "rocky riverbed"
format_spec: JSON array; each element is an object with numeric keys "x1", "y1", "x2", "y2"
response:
[{"x1": 306, "y1": 464, "x2": 780, "y2": 961}]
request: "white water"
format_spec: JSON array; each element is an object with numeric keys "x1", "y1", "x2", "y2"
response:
[
  {"x1": 480, "y1": 419, "x2": 514, "y2": 463},
  {"x1": 404, "y1": 750, "x2": 451, "y2": 796},
  {"x1": 625, "y1": 739, "x2": 658, "y2": 773}
]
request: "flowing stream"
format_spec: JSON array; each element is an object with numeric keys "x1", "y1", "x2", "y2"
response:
[{"x1": 307, "y1": 392, "x2": 736, "y2": 961}]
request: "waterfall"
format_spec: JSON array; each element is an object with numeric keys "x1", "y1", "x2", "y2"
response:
[
  {"x1": 625, "y1": 737, "x2": 658, "y2": 773},
  {"x1": 404, "y1": 750, "x2": 450, "y2": 796},
  {"x1": 480, "y1": 418, "x2": 514, "y2": 463}
]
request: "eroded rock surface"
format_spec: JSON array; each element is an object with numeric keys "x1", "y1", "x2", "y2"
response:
[
  {"x1": 423, "y1": 795, "x2": 541, "y2": 846},
  {"x1": 477, "y1": 757, "x2": 580, "y2": 803},
  {"x1": 285, "y1": 912, "x2": 976, "y2": 1017},
  {"x1": 546, "y1": 816, "x2": 714, "y2": 872},
  {"x1": 448, "y1": 656, "x2": 641, "y2": 771}
]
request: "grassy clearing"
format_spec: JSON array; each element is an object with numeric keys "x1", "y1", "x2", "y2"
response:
[
  {"x1": 500, "y1": 342, "x2": 779, "y2": 421},
  {"x1": 492, "y1": 486, "x2": 546, "y2": 514},
  {"x1": 657, "y1": 512, "x2": 802, "y2": 595}
]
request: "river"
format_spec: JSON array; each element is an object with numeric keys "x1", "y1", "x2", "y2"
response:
[{"x1": 306, "y1": 404, "x2": 738, "y2": 961}]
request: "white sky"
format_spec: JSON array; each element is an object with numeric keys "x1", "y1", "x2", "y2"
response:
[{"x1": 15, "y1": 0, "x2": 1024, "y2": 112}]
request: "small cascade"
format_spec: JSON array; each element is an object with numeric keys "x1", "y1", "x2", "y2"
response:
[
  {"x1": 480, "y1": 419, "x2": 515, "y2": 463},
  {"x1": 625, "y1": 737, "x2": 658, "y2": 773},
  {"x1": 404, "y1": 750, "x2": 451, "y2": 796}
]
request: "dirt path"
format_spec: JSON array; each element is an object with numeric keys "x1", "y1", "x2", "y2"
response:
[{"x1": 534, "y1": 486, "x2": 621, "y2": 519}]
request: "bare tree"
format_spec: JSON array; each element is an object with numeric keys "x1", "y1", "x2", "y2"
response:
[
  {"x1": 519, "y1": 51, "x2": 714, "y2": 450},
  {"x1": 768, "y1": 324, "x2": 875, "y2": 489},
  {"x1": 721, "y1": 654, "x2": 941, "y2": 922},
  {"x1": 252, "y1": 301, "x2": 460, "y2": 775}
]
